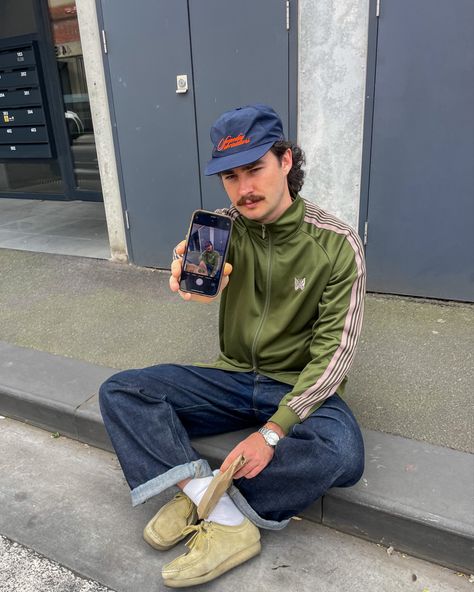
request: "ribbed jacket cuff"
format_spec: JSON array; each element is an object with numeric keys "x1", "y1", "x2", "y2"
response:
[{"x1": 268, "y1": 406, "x2": 301, "y2": 434}]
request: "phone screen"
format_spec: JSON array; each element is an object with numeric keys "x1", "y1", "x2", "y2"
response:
[{"x1": 179, "y1": 210, "x2": 232, "y2": 297}]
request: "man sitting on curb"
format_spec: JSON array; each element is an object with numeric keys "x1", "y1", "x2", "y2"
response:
[
  {"x1": 198, "y1": 241, "x2": 219, "y2": 276},
  {"x1": 99, "y1": 104, "x2": 366, "y2": 588}
]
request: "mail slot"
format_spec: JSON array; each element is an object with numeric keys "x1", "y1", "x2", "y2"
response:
[
  {"x1": 0, "y1": 41, "x2": 54, "y2": 160},
  {"x1": 0, "y1": 125, "x2": 48, "y2": 143},
  {"x1": 0, "y1": 107, "x2": 46, "y2": 126},
  {"x1": 0, "y1": 143, "x2": 52, "y2": 158},
  {"x1": 0, "y1": 88, "x2": 41, "y2": 107},
  {"x1": 0, "y1": 69, "x2": 39, "y2": 89},
  {"x1": 0, "y1": 49, "x2": 36, "y2": 69}
]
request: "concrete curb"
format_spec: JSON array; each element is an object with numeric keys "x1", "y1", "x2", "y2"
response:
[{"x1": 1, "y1": 341, "x2": 472, "y2": 574}]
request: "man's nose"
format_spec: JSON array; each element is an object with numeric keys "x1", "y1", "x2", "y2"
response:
[{"x1": 237, "y1": 175, "x2": 253, "y2": 196}]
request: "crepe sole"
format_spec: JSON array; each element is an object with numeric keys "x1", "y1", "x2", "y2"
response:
[
  {"x1": 163, "y1": 541, "x2": 261, "y2": 588},
  {"x1": 143, "y1": 524, "x2": 181, "y2": 551}
]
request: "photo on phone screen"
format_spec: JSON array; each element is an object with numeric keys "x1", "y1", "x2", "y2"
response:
[{"x1": 179, "y1": 210, "x2": 232, "y2": 297}]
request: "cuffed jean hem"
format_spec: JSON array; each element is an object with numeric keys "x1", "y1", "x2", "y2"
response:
[
  {"x1": 228, "y1": 485, "x2": 290, "y2": 531},
  {"x1": 131, "y1": 459, "x2": 213, "y2": 507}
]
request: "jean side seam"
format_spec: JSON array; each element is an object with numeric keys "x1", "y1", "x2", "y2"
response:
[{"x1": 168, "y1": 406, "x2": 193, "y2": 463}]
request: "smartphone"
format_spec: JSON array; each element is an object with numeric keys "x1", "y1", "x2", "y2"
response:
[{"x1": 179, "y1": 210, "x2": 233, "y2": 297}]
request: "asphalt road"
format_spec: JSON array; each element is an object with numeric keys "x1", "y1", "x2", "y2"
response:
[{"x1": 0, "y1": 535, "x2": 112, "y2": 592}]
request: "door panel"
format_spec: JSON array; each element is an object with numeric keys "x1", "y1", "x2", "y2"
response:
[
  {"x1": 100, "y1": 0, "x2": 201, "y2": 266},
  {"x1": 189, "y1": 0, "x2": 290, "y2": 211},
  {"x1": 100, "y1": 0, "x2": 292, "y2": 267},
  {"x1": 366, "y1": 0, "x2": 474, "y2": 301}
]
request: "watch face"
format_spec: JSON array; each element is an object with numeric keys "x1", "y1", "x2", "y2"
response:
[{"x1": 267, "y1": 431, "x2": 279, "y2": 446}]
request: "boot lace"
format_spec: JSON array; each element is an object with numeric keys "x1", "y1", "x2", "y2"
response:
[{"x1": 182, "y1": 521, "x2": 212, "y2": 551}]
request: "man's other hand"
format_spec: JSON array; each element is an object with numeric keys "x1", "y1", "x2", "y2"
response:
[
  {"x1": 169, "y1": 240, "x2": 232, "y2": 302},
  {"x1": 220, "y1": 432, "x2": 275, "y2": 479}
]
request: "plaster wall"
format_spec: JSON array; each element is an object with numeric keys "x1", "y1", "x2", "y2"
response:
[
  {"x1": 298, "y1": 1, "x2": 370, "y2": 229},
  {"x1": 75, "y1": 0, "x2": 128, "y2": 262}
]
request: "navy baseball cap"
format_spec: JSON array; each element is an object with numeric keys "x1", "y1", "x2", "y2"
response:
[{"x1": 204, "y1": 104, "x2": 284, "y2": 176}]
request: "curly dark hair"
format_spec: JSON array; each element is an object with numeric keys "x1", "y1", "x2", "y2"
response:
[
  {"x1": 217, "y1": 140, "x2": 306, "y2": 198},
  {"x1": 270, "y1": 141, "x2": 306, "y2": 198}
]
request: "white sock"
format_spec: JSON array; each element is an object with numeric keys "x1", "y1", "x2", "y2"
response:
[
  {"x1": 206, "y1": 489, "x2": 245, "y2": 526},
  {"x1": 183, "y1": 473, "x2": 245, "y2": 526}
]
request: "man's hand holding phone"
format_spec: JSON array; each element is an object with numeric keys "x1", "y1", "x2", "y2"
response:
[
  {"x1": 170, "y1": 240, "x2": 233, "y2": 302},
  {"x1": 170, "y1": 209, "x2": 233, "y2": 301}
]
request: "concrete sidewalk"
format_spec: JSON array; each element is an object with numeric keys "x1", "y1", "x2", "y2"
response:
[
  {"x1": 1, "y1": 248, "x2": 472, "y2": 452},
  {"x1": 1, "y1": 418, "x2": 472, "y2": 592},
  {"x1": 0, "y1": 248, "x2": 473, "y2": 574}
]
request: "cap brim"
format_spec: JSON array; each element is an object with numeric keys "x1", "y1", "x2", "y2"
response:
[{"x1": 204, "y1": 141, "x2": 275, "y2": 176}]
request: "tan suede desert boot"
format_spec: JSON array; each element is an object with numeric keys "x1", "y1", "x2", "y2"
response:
[
  {"x1": 161, "y1": 518, "x2": 261, "y2": 587},
  {"x1": 143, "y1": 492, "x2": 198, "y2": 551}
]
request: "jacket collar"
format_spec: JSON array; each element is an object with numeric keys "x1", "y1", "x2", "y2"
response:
[{"x1": 241, "y1": 195, "x2": 304, "y2": 244}]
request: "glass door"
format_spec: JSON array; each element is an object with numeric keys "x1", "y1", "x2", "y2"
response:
[
  {"x1": 0, "y1": 0, "x2": 102, "y2": 201},
  {"x1": 47, "y1": 0, "x2": 101, "y2": 195},
  {"x1": 0, "y1": 0, "x2": 64, "y2": 196}
]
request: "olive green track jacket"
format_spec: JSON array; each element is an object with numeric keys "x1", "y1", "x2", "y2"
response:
[{"x1": 204, "y1": 196, "x2": 366, "y2": 434}]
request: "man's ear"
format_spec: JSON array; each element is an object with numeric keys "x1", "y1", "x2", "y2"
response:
[{"x1": 281, "y1": 148, "x2": 293, "y2": 175}]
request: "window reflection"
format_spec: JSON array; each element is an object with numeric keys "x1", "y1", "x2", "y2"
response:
[
  {"x1": 0, "y1": 0, "x2": 36, "y2": 39},
  {"x1": 0, "y1": 0, "x2": 62, "y2": 194},
  {"x1": 48, "y1": 0, "x2": 101, "y2": 192},
  {"x1": 0, "y1": 160, "x2": 63, "y2": 193}
]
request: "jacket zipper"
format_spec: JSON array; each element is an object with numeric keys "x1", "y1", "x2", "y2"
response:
[{"x1": 251, "y1": 227, "x2": 272, "y2": 371}]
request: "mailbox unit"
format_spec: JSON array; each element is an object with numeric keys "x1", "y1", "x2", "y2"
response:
[{"x1": 0, "y1": 41, "x2": 53, "y2": 159}]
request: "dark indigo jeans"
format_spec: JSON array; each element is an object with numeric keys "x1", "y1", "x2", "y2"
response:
[{"x1": 99, "y1": 364, "x2": 364, "y2": 530}]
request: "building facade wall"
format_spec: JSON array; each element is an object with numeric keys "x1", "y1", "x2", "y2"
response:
[
  {"x1": 298, "y1": 0, "x2": 370, "y2": 229},
  {"x1": 76, "y1": 0, "x2": 370, "y2": 262}
]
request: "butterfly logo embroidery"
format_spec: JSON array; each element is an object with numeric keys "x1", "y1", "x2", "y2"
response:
[{"x1": 294, "y1": 277, "x2": 306, "y2": 291}]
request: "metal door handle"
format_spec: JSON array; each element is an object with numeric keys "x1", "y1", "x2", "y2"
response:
[
  {"x1": 65, "y1": 110, "x2": 84, "y2": 134},
  {"x1": 176, "y1": 74, "x2": 188, "y2": 94}
]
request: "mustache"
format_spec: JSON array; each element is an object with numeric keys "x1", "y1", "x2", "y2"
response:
[{"x1": 237, "y1": 195, "x2": 265, "y2": 207}]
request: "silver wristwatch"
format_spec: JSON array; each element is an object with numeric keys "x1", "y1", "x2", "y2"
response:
[{"x1": 258, "y1": 426, "x2": 280, "y2": 447}]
